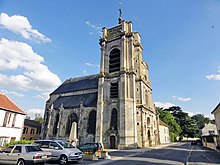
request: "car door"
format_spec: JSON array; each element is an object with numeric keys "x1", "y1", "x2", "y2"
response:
[
  {"x1": 0, "y1": 146, "x2": 15, "y2": 164},
  {"x1": 49, "y1": 141, "x2": 63, "y2": 159},
  {"x1": 10, "y1": 146, "x2": 22, "y2": 163}
]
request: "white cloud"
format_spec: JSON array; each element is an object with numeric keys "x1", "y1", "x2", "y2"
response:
[
  {"x1": 34, "y1": 92, "x2": 50, "y2": 100},
  {"x1": 206, "y1": 65, "x2": 220, "y2": 80},
  {"x1": 82, "y1": 70, "x2": 87, "y2": 75},
  {"x1": 0, "y1": 38, "x2": 61, "y2": 91},
  {"x1": 172, "y1": 96, "x2": 192, "y2": 102},
  {"x1": 0, "y1": 89, "x2": 24, "y2": 97},
  {"x1": 85, "y1": 21, "x2": 102, "y2": 35},
  {"x1": 85, "y1": 62, "x2": 100, "y2": 68},
  {"x1": 154, "y1": 102, "x2": 176, "y2": 109},
  {"x1": 0, "y1": 13, "x2": 51, "y2": 43},
  {"x1": 27, "y1": 108, "x2": 44, "y2": 119}
]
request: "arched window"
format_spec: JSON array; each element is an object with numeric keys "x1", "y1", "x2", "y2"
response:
[
  {"x1": 53, "y1": 113, "x2": 59, "y2": 135},
  {"x1": 87, "y1": 110, "x2": 97, "y2": 134},
  {"x1": 109, "y1": 49, "x2": 120, "y2": 73},
  {"x1": 66, "y1": 113, "x2": 78, "y2": 135},
  {"x1": 110, "y1": 108, "x2": 118, "y2": 130}
]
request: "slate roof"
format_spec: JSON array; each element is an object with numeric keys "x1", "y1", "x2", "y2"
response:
[
  {"x1": 211, "y1": 102, "x2": 220, "y2": 114},
  {"x1": 24, "y1": 119, "x2": 42, "y2": 128},
  {"x1": 52, "y1": 74, "x2": 99, "y2": 95},
  {"x1": 53, "y1": 92, "x2": 98, "y2": 109},
  {"x1": 0, "y1": 93, "x2": 26, "y2": 114}
]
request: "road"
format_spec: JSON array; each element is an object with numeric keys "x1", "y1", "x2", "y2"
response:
[{"x1": 46, "y1": 142, "x2": 220, "y2": 165}]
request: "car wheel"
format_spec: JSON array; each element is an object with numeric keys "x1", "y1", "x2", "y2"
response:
[
  {"x1": 17, "y1": 159, "x2": 25, "y2": 165},
  {"x1": 59, "y1": 155, "x2": 68, "y2": 165}
]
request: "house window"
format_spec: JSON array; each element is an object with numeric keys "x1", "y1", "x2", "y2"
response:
[
  {"x1": 30, "y1": 129, "x2": 35, "y2": 134},
  {"x1": 3, "y1": 112, "x2": 9, "y2": 127},
  {"x1": 110, "y1": 82, "x2": 118, "y2": 98},
  {"x1": 87, "y1": 110, "x2": 97, "y2": 134},
  {"x1": 12, "y1": 114, "x2": 16, "y2": 127},
  {"x1": 36, "y1": 128, "x2": 41, "y2": 134},
  {"x1": 23, "y1": 127, "x2": 27, "y2": 134},
  {"x1": 109, "y1": 48, "x2": 120, "y2": 73}
]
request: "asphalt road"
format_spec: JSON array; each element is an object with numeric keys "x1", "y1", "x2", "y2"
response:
[{"x1": 46, "y1": 142, "x2": 220, "y2": 165}]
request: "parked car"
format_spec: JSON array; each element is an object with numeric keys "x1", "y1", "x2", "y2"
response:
[
  {"x1": 191, "y1": 141, "x2": 198, "y2": 145},
  {"x1": 33, "y1": 140, "x2": 83, "y2": 165},
  {"x1": 79, "y1": 143, "x2": 103, "y2": 153},
  {"x1": 0, "y1": 144, "x2": 51, "y2": 165}
]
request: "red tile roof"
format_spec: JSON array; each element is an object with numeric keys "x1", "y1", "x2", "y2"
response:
[
  {"x1": 0, "y1": 93, "x2": 26, "y2": 114},
  {"x1": 159, "y1": 120, "x2": 169, "y2": 128}
]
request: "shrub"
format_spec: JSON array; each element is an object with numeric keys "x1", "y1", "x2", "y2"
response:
[{"x1": 5, "y1": 140, "x2": 34, "y2": 147}]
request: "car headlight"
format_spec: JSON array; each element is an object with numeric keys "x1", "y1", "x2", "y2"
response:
[{"x1": 69, "y1": 153, "x2": 78, "y2": 156}]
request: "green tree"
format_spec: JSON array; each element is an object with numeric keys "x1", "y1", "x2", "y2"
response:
[
  {"x1": 191, "y1": 114, "x2": 213, "y2": 129},
  {"x1": 164, "y1": 106, "x2": 199, "y2": 138},
  {"x1": 156, "y1": 107, "x2": 181, "y2": 141},
  {"x1": 34, "y1": 113, "x2": 44, "y2": 123}
]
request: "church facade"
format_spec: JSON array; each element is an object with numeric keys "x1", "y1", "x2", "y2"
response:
[{"x1": 42, "y1": 17, "x2": 160, "y2": 149}]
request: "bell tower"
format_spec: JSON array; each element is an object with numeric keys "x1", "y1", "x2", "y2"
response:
[{"x1": 96, "y1": 14, "x2": 141, "y2": 148}]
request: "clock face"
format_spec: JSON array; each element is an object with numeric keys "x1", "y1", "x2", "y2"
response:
[{"x1": 107, "y1": 26, "x2": 122, "y2": 40}]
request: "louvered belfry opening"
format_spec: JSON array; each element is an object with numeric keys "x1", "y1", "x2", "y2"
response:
[
  {"x1": 109, "y1": 48, "x2": 120, "y2": 73},
  {"x1": 110, "y1": 82, "x2": 118, "y2": 98}
]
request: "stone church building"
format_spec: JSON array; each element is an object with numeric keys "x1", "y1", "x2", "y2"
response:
[{"x1": 42, "y1": 17, "x2": 160, "y2": 149}]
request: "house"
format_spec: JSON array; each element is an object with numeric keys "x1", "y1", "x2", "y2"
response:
[
  {"x1": 21, "y1": 119, "x2": 42, "y2": 140},
  {"x1": 211, "y1": 103, "x2": 220, "y2": 146},
  {"x1": 159, "y1": 120, "x2": 170, "y2": 144},
  {"x1": 0, "y1": 93, "x2": 26, "y2": 147},
  {"x1": 201, "y1": 123, "x2": 218, "y2": 150}
]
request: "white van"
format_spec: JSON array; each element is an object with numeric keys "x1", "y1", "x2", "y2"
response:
[{"x1": 33, "y1": 140, "x2": 83, "y2": 165}]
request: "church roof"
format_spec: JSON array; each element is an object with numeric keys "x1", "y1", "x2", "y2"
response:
[
  {"x1": 52, "y1": 74, "x2": 99, "y2": 95},
  {"x1": 53, "y1": 92, "x2": 98, "y2": 109}
]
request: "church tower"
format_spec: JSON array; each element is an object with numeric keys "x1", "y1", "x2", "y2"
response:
[{"x1": 96, "y1": 13, "x2": 159, "y2": 149}]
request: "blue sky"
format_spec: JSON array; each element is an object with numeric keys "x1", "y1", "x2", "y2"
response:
[{"x1": 0, "y1": 0, "x2": 220, "y2": 119}]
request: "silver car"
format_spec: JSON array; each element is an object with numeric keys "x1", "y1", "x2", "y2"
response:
[
  {"x1": 33, "y1": 140, "x2": 83, "y2": 165},
  {"x1": 0, "y1": 144, "x2": 51, "y2": 165}
]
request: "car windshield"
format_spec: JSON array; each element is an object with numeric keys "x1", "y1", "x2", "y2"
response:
[
  {"x1": 57, "y1": 141, "x2": 75, "y2": 148},
  {"x1": 26, "y1": 146, "x2": 42, "y2": 152}
]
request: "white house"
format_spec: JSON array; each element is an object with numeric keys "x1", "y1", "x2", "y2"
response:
[
  {"x1": 0, "y1": 93, "x2": 26, "y2": 147},
  {"x1": 201, "y1": 123, "x2": 218, "y2": 150},
  {"x1": 211, "y1": 103, "x2": 220, "y2": 146},
  {"x1": 159, "y1": 120, "x2": 170, "y2": 144}
]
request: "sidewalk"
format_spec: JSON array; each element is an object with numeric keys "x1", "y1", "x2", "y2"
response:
[{"x1": 106, "y1": 142, "x2": 177, "y2": 153}]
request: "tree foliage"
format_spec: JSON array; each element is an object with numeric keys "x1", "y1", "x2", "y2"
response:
[
  {"x1": 156, "y1": 107, "x2": 181, "y2": 141},
  {"x1": 164, "y1": 106, "x2": 199, "y2": 138}
]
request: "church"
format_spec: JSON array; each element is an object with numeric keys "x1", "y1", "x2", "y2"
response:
[{"x1": 42, "y1": 15, "x2": 160, "y2": 149}]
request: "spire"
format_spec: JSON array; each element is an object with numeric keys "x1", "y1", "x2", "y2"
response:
[{"x1": 118, "y1": 8, "x2": 123, "y2": 24}]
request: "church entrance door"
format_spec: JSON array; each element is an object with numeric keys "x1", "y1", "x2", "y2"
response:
[{"x1": 110, "y1": 135, "x2": 116, "y2": 149}]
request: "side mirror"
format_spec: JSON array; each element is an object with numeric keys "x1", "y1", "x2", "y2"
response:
[{"x1": 55, "y1": 147, "x2": 59, "y2": 150}]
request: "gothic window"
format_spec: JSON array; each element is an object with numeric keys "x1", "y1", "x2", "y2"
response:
[
  {"x1": 110, "y1": 82, "x2": 118, "y2": 98},
  {"x1": 66, "y1": 112, "x2": 78, "y2": 135},
  {"x1": 53, "y1": 113, "x2": 59, "y2": 135},
  {"x1": 109, "y1": 48, "x2": 120, "y2": 73},
  {"x1": 87, "y1": 110, "x2": 97, "y2": 134},
  {"x1": 110, "y1": 108, "x2": 118, "y2": 130}
]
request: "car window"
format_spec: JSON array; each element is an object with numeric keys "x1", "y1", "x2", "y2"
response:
[
  {"x1": 49, "y1": 142, "x2": 62, "y2": 149},
  {"x1": 57, "y1": 140, "x2": 75, "y2": 148},
  {"x1": 25, "y1": 146, "x2": 42, "y2": 152},
  {"x1": 3, "y1": 146, "x2": 14, "y2": 153},
  {"x1": 38, "y1": 141, "x2": 50, "y2": 148},
  {"x1": 13, "y1": 146, "x2": 22, "y2": 153}
]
